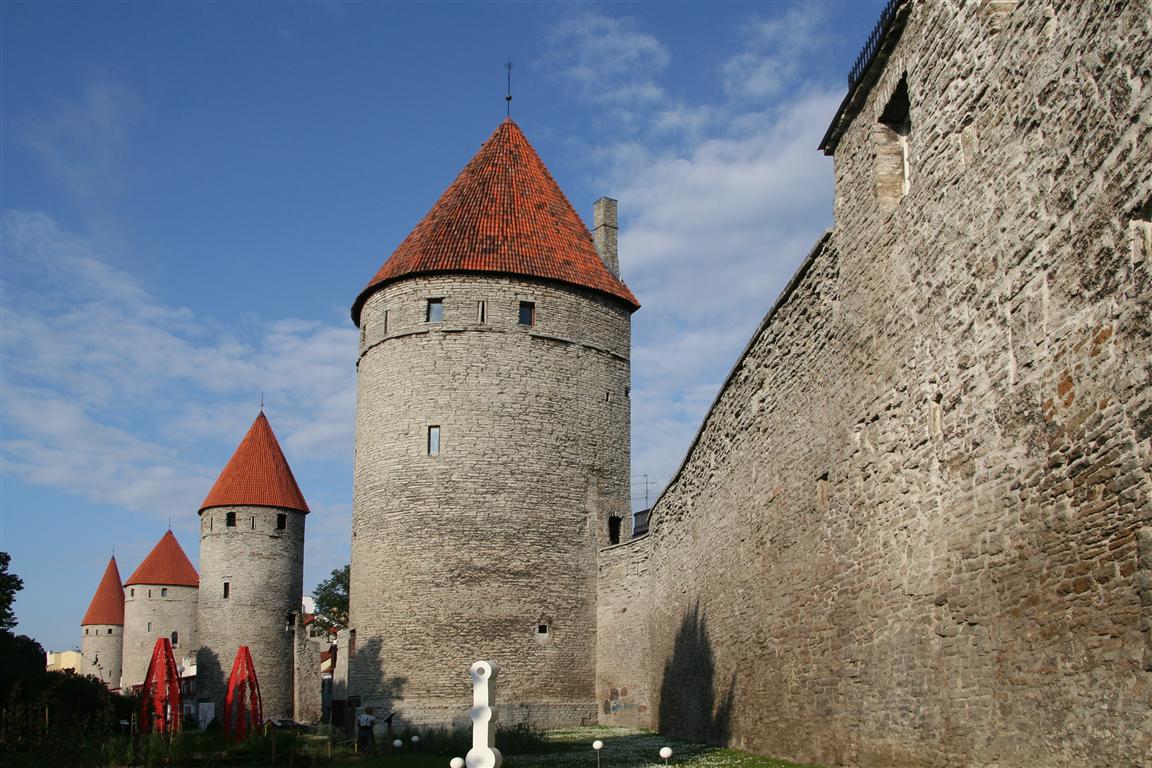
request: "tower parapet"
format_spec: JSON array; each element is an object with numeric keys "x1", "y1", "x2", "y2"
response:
[
  {"x1": 80, "y1": 556, "x2": 125, "y2": 689},
  {"x1": 121, "y1": 532, "x2": 199, "y2": 689},
  {"x1": 349, "y1": 119, "x2": 637, "y2": 727},
  {"x1": 195, "y1": 411, "x2": 309, "y2": 720}
]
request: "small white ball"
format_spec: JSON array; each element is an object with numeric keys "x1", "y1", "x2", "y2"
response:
[
  {"x1": 450, "y1": 758, "x2": 465, "y2": 768},
  {"x1": 412, "y1": 735, "x2": 421, "y2": 743},
  {"x1": 659, "y1": 747, "x2": 673, "y2": 759},
  {"x1": 593, "y1": 740, "x2": 604, "y2": 750},
  {"x1": 393, "y1": 739, "x2": 403, "y2": 749}
]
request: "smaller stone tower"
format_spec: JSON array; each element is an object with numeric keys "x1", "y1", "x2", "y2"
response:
[
  {"x1": 80, "y1": 556, "x2": 124, "y2": 689},
  {"x1": 196, "y1": 411, "x2": 309, "y2": 720},
  {"x1": 121, "y1": 531, "x2": 199, "y2": 689}
]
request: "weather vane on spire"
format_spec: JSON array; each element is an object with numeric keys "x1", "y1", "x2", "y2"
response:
[{"x1": 505, "y1": 60, "x2": 514, "y2": 117}]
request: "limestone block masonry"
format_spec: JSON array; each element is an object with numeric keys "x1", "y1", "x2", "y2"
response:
[
  {"x1": 351, "y1": 273, "x2": 631, "y2": 727},
  {"x1": 598, "y1": 2, "x2": 1151, "y2": 766},
  {"x1": 121, "y1": 584, "x2": 198, "y2": 689},
  {"x1": 197, "y1": 505, "x2": 306, "y2": 720},
  {"x1": 81, "y1": 624, "x2": 123, "y2": 689}
]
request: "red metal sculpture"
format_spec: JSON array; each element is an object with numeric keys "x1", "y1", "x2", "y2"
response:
[
  {"x1": 223, "y1": 646, "x2": 263, "y2": 741},
  {"x1": 140, "y1": 637, "x2": 182, "y2": 733}
]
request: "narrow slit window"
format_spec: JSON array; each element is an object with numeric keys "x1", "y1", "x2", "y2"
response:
[
  {"x1": 360, "y1": 323, "x2": 367, "y2": 347},
  {"x1": 226, "y1": 511, "x2": 236, "y2": 527},
  {"x1": 382, "y1": 309, "x2": 389, "y2": 334},
  {"x1": 477, "y1": 300, "x2": 487, "y2": 323},
  {"x1": 428, "y1": 425, "x2": 441, "y2": 456},
  {"x1": 209, "y1": 517, "x2": 213, "y2": 531},
  {"x1": 130, "y1": 588, "x2": 135, "y2": 597},
  {"x1": 608, "y1": 516, "x2": 622, "y2": 545},
  {"x1": 223, "y1": 582, "x2": 230, "y2": 599},
  {"x1": 250, "y1": 516, "x2": 255, "y2": 530},
  {"x1": 148, "y1": 589, "x2": 152, "y2": 598},
  {"x1": 518, "y1": 301, "x2": 536, "y2": 326},
  {"x1": 426, "y1": 298, "x2": 444, "y2": 323},
  {"x1": 876, "y1": 76, "x2": 911, "y2": 204},
  {"x1": 147, "y1": 621, "x2": 152, "y2": 632},
  {"x1": 277, "y1": 513, "x2": 287, "y2": 530}
]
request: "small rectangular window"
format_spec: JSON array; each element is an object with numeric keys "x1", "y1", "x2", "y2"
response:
[
  {"x1": 147, "y1": 621, "x2": 152, "y2": 632},
  {"x1": 277, "y1": 513, "x2": 287, "y2": 530},
  {"x1": 171, "y1": 631, "x2": 179, "y2": 647},
  {"x1": 428, "y1": 425, "x2": 440, "y2": 456},
  {"x1": 477, "y1": 300, "x2": 487, "y2": 323},
  {"x1": 519, "y1": 301, "x2": 536, "y2": 326},
  {"x1": 426, "y1": 298, "x2": 444, "y2": 323},
  {"x1": 107, "y1": 628, "x2": 112, "y2": 635},
  {"x1": 161, "y1": 587, "x2": 167, "y2": 597},
  {"x1": 226, "y1": 511, "x2": 236, "y2": 527},
  {"x1": 223, "y1": 582, "x2": 230, "y2": 599},
  {"x1": 85, "y1": 628, "x2": 89, "y2": 635},
  {"x1": 130, "y1": 588, "x2": 135, "y2": 597}
]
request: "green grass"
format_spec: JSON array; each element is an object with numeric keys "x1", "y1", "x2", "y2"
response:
[{"x1": 357, "y1": 727, "x2": 822, "y2": 768}]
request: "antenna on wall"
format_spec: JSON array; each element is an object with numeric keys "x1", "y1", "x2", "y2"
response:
[{"x1": 505, "y1": 60, "x2": 514, "y2": 117}]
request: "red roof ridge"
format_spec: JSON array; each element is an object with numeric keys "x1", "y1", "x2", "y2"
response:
[
  {"x1": 81, "y1": 556, "x2": 124, "y2": 626},
  {"x1": 351, "y1": 119, "x2": 639, "y2": 325},
  {"x1": 200, "y1": 411, "x2": 310, "y2": 514},
  {"x1": 125, "y1": 531, "x2": 199, "y2": 588}
]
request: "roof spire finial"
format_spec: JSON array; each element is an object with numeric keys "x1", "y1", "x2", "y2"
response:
[
  {"x1": 260, "y1": 391, "x2": 264, "y2": 411},
  {"x1": 505, "y1": 60, "x2": 514, "y2": 118},
  {"x1": 167, "y1": 515, "x2": 172, "y2": 531}
]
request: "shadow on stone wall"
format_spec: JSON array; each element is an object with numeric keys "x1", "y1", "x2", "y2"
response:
[
  {"x1": 195, "y1": 647, "x2": 224, "y2": 725},
  {"x1": 658, "y1": 603, "x2": 735, "y2": 745},
  {"x1": 351, "y1": 637, "x2": 408, "y2": 725}
]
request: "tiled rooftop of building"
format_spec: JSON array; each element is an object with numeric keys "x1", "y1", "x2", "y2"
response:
[
  {"x1": 200, "y1": 411, "x2": 310, "y2": 514},
  {"x1": 352, "y1": 118, "x2": 639, "y2": 324},
  {"x1": 81, "y1": 555, "x2": 124, "y2": 626},
  {"x1": 125, "y1": 530, "x2": 199, "y2": 588}
]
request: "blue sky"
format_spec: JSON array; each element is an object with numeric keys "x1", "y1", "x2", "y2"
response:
[{"x1": 2, "y1": 1, "x2": 884, "y2": 652}]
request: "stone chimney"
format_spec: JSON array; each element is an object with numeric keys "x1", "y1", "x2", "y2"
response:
[{"x1": 592, "y1": 197, "x2": 619, "y2": 278}]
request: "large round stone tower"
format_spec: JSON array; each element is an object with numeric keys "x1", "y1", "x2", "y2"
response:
[
  {"x1": 122, "y1": 531, "x2": 199, "y2": 688},
  {"x1": 196, "y1": 411, "x2": 309, "y2": 720},
  {"x1": 80, "y1": 555, "x2": 124, "y2": 689},
  {"x1": 348, "y1": 118, "x2": 639, "y2": 727}
]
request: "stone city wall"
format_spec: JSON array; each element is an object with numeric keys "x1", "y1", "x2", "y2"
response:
[
  {"x1": 350, "y1": 274, "x2": 632, "y2": 727},
  {"x1": 598, "y1": 1, "x2": 1151, "y2": 766},
  {"x1": 81, "y1": 623, "x2": 124, "y2": 689},
  {"x1": 197, "y1": 505, "x2": 306, "y2": 720},
  {"x1": 121, "y1": 584, "x2": 198, "y2": 689}
]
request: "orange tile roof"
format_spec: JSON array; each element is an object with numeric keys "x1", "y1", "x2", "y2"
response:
[
  {"x1": 351, "y1": 118, "x2": 639, "y2": 325},
  {"x1": 125, "y1": 531, "x2": 199, "y2": 588},
  {"x1": 200, "y1": 411, "x2": 310, "y2": 514},
  {"x1": 81, "y1": 556, "x2": 124, "y2": 626}
]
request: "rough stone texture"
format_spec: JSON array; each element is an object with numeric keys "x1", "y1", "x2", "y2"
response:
[
  {"x1": 597, "y1": 2, "x2": 1151, "y2": 766},
  {"x1": 121, "y1": 584, "x2": 198, "y2": 689},
  {"x1": 350, "y1": 273, "x2": 631, "y2": 727},
  {"x1": 595, "y1": 535, "x2": 652, "y2": 728},
  {"x1": 196, "y1": 505, "x2": 305, "y2": 720},
  {"x1": 80, "y1": 624, "x2": 123, "y2": 689},
  {"x1": 293, "y1": 615, "x2": 326, "y2": 724}
]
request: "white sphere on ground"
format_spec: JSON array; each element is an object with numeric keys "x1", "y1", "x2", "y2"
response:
[
  {"x1": 660, "y1": 747, "x2": 673, "y2": 759},
  {"x1": 450, "y1": 759, "x2": 465, "y2": 768},
  {"x1": 393, "y1": 739, "x2": 403, "y2": 748},
  {"x1": 593, "y1": 740, "x2": 604, "y2": 750},
  {"x1": 412, "y1": 735, "x2": 421, "y2": 743}
]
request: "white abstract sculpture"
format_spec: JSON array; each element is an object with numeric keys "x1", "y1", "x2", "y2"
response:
[{"x1": 465, "y1": 660, "x2": 502, "y2": 768}]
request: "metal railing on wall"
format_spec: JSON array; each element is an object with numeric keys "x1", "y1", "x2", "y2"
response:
[{"x1": 848, "y1": 0, "x2": 906, "y2": 88}]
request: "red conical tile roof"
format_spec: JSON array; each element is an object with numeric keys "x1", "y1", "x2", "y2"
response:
[
  {"x1": 199, "y1": 411, "x2": 310, "y2": 514},
  {"x1": 81, "y1": 556, "x2": 124, "y2": 626},
  {"x1": 125, "y1": 531, "x2": 199, "y2": 587},
  {"x1": 351, "y1": 119, "x2": 639, "y2": 324}
]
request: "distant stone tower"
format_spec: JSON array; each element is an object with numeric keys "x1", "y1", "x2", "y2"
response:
[
  {"x1": 349, "y1": 119, "x2": 639, "y2": 727},
  {"x1": 121, "y1": 531, "x2": 199, "y2": 688},
  {"x1": 80, "y1": 555, "x2": 124, "y2": 689},
  {"x1": 196, "y1": 411, "x2": 309, "y2": 720}
]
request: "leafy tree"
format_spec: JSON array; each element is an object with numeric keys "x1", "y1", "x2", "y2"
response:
[
  {"x1": 311, "y1": 564, "x2": 349, "y2": 634},
  {"x1": 0, "y1": 552, "x2": 23, "y2": 631}
]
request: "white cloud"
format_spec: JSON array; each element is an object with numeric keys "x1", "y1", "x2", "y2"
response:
[
  {"x1": 0, "y1": 210, "x2": 357, "y2": 519},
  {"x1": 544, "y1": 8, "x2": 670, "y2": 119},
  {"x1": 543, "y1": 6, "x2": 843, "y2": 507}
]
